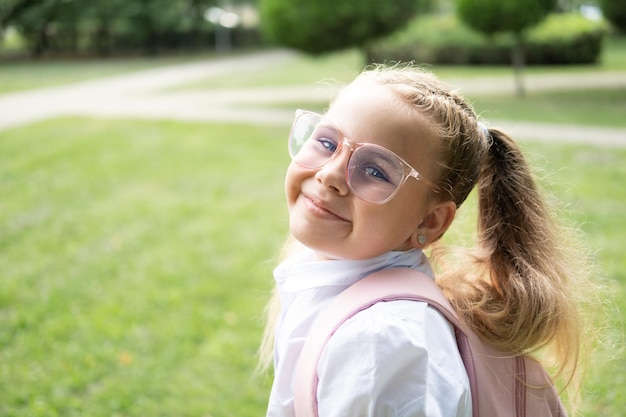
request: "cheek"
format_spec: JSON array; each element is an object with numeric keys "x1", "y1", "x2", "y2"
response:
[
  {"x1": 384, "y1": 190, "x2": 429, "y2": 230},
  {"x1": 284, "y1": 162, "x2": 306, "y2": 204}
]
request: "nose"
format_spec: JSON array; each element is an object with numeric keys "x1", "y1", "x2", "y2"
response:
[{"x1": 314, "y1": 146, "x2": 351, "y2": 196}]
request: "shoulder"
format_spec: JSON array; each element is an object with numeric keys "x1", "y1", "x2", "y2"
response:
[
  {"x1": 316, "y1": 300, "x2": 471, "y2": 417},
  {"x1": 323, "y1": 300, "x2": 462, "y2": 376}
]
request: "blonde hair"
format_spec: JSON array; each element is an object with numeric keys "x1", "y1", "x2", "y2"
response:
[{"x1": 259, "y1": 65, "x2": 601, "y2": 409}]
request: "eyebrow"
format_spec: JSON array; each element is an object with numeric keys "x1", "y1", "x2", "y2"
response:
[
  {"x1": 367, "y1": 147, "x2": 400, "y2": 168},
  {"x1": 313, "y1": 123, "x2": 340, "y2": 138}
]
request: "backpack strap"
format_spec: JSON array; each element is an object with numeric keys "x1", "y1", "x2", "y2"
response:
[
  {"x1": 293, "y1": 267, "x2": 479, "y2": 417},
  {"x1": 294, "y1": 267, "x2": 567, "y2": 417}
]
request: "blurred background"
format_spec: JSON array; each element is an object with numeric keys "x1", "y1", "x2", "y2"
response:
[{"x1": 1, "y1": 0, "x2": 624, "y2": 416}]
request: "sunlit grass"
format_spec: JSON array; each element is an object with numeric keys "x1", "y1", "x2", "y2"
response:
[
  {"x1": 0, "y1": 52, "x2": 222, "y2": 94},
  {"x1": 169, "y1": 48, "x2": 364, "y2": 91},
  {"x1": 0, "y1": 118, "x2": 286, "y2": 416},
  {"x1": 469, "y1": 87, "x2": 626, "y2": 127}
]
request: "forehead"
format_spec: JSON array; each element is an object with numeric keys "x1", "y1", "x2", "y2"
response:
[{"x1": 325, "y1": 81, "x2": 437, "y2": 169}]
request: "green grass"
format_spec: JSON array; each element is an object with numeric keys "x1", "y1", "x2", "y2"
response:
[
  {"x1": 168, "y1": 48, "x2": 364, "y2": 91},
  {"x1": 1, "y1": 117, "x2": 624, "y2": 416},
  {"x1": 525, "y1": 143, "x2": 626, "y2": 417},
  {"x1": 0, "y1": 119, "x2": 287, "y2": 416},
  {"x1": 0, "y1": 53, "x2": 224, "y2": 94},
  {"x1": 469, "y1": 87, "x2": 626, "y2": 127},
  {"x1": 602, "y1": 35, "x2": 626, "y2": 69}
]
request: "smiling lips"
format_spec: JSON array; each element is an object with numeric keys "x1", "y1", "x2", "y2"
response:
[{"x1": 303, "y1": 195, "x2": 350, "y2": 222}]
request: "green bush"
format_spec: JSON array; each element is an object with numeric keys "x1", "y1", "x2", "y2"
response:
[
  {"x1": 524, "y1": 13, "x2": 608, "y2": 64},
  {"x1": 457, "y1": 0, "x2": 555, "y2": 35},
  {"x1": 259, "y1": 0, "x2": 420, "y2": 54},
  {"x1": 368, "y1": 13, "x2": 608, "y2": 65}
]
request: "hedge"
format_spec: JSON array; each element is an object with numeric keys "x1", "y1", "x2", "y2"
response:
[{"x1": 367, "y1": 13, "x2": 609, "y2": 65}]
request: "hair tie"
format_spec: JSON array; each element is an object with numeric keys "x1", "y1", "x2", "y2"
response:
[{"x1": 477, "y1": 121, "x2": 490, "y2": 139}]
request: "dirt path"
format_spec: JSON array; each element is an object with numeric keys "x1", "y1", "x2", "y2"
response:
[
  {"x1": 0, "y1": 49, "x2": 297, "y2": 131},
  {"x1": 1, "y1": 49, "x2": 625, "y2": 147}
]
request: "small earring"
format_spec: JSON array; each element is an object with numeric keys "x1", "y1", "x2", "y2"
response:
[{"x1": 418, "y1": 234, "x2": 427, "y2": 245}]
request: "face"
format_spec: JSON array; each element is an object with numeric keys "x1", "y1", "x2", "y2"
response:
[{"x1": 285, "y1": 81, "x2": 441, "y2": 260}]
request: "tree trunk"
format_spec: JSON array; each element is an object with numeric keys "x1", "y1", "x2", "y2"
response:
[
  {"x1": 32, "y1": 24, "x2": 50, "y2": 57},
  {"x1": 512, "y1": 32, "x2": 526, "y2": 97},
  {"x1": 95, "y1": 24, "x2": 110, "y2": 56}
]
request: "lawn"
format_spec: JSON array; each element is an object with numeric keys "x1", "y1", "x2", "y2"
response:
[
  {"x1": 0, "y1": 119, "x2": 286, "y2": 416},
  {"x1": 469, "y1": 87, "x2": 626, "y2": 128},
  {"x1": 0, "y1": 52, "x2": 227, "y2": 94},
  {"x1": 1, "y1": 116, "x2": 624, "y2": 416}
]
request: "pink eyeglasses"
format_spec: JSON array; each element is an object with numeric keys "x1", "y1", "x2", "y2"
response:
[{"x1": 288, "y1": 110, "x2": 439, "y2": 204}]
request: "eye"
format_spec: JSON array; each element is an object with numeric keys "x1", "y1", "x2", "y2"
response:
[
  {"x1": 362, "y1": 165, "x2": 391, "y2": 183},
  {"x1": 316, "y1": 137, "x2": 338, "y2": 153},
  {"x1": 311, "y1": 125, "x2": 340, "y2": 154}
]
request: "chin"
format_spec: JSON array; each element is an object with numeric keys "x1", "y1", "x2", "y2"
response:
[{"x1": 290, "y1": 234, "x2": 342, "y2": 260}]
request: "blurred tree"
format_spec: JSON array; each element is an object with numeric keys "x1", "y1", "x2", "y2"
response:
[
  {"x1": 0, "y1": 0, "x2": 234, "y2": 56},
  {"x1": 88, "y1": 0, "x2": 216, "y2": 54},
  {"x1": 600, "y1": 0, "x2": 626, "y2": 32},
  {"x1": 457, "y1": 0, "x2": 557, "y2": 96},
  {"x1": 0, "y1": 0, "x2": 38, "y2": 29},
  {"x1": 79, "y1": 0, "x2": 127, "y2": 56},
  {"x1": 2, "y1": 0, "x2": 64, "y2": 56},
  {"x1": 259, "y1": 0, "x2": 427, "y2": 55}
]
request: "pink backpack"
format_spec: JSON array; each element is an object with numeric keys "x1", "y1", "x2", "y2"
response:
[{"x1": 294, "y1": 267, "x2": 568, "y2": 417}]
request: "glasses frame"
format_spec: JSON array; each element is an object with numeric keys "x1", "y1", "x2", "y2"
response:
[{"x1": 288, "y1": 109, "x2": 439, "y2": 204}]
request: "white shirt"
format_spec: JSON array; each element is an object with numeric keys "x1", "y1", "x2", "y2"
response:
[{"x1": 267, "y1": 248, "x2": 471, "y2": 417}]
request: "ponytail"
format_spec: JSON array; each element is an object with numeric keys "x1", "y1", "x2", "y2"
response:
[
  {"x1": 438, "y1": 128, "x2": 589, "y2": 392},
  {"x1": 476, "y1": 129, "x2": 574, "y2": 351}
]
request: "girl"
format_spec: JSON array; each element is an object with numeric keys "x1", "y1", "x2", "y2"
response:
[{"x1": 260, "y1": 65, "x2": 592, "y2": 417}]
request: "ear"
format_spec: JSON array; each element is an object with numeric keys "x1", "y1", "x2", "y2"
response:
[{"x1": 410, "y1": 200, "x2": 457, "y2": 249}]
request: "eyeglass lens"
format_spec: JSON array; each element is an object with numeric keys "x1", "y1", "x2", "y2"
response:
[{"x1": 289, "y1": 112, "x2": 407, "y2": 203}]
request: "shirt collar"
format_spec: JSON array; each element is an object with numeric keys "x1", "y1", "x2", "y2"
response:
[{"x1": 274, "y1": 247, "x2": 433, "y2": 293}]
